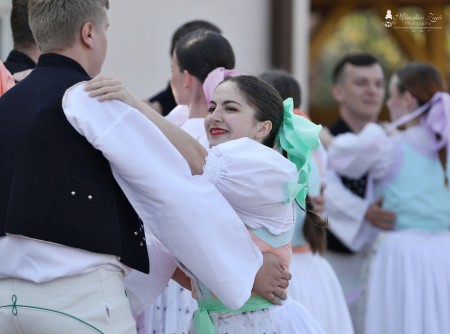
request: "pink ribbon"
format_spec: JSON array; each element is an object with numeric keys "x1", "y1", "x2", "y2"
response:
[
  {"x1": 388, "y1": 92, "x2": 450, "y2": 151},
  {"x1": 422, "y1": 92, "x2": 450, "y2": 150},
  {"x1": 0, "y1": 61, "x2": 15, "y2": 96},
  {"x1": 202, "y1": 67, "x2": 242, "y2": 104}
]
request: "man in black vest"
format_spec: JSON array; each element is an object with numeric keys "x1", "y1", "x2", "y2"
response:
[
  {"x1": 0, "y1": 1, "x2": 150, "y2": 332},
  {"x1": 322, "y1": 53, "x2": 396, "y2": 333}
]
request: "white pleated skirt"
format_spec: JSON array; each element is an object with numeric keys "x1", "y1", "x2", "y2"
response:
[
  {"x1": 289, "y1": 252, "x2": 354, "y2": 334},
  {"x1": 188, "y1": 297, "x2": 325, "y2": 334},
  {"x1": 137, "y1": 280, "x2": 197, "y2": 334},
  {"x1": 364, "y1": 229, "x2": 450, "y2": 334}
]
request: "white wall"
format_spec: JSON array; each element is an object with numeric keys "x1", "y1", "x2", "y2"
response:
[
  {"x1": 103, "y1": 0, "x2": 271, "y2": 99},
  {"x1": 0, "y1": 0, "x2": 310, "y2": 106},
  {"x1": 0, "y1": 0, "x2": 13, "y2": 60},
  {"x1": 293, "y1": 0, "x2": 311, "y2": 112}
]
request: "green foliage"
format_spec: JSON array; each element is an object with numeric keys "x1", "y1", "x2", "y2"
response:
[
  {"x1": 310, "y1": 6, "x2": 450, "y2": 108},
  {"x1": 310, "y1": 9, "x2": 407, "y2": 107}
]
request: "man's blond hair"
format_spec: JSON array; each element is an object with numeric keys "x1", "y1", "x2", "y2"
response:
[{"x1": 28, "y1": 0, "x2": 109, "y2": 52}]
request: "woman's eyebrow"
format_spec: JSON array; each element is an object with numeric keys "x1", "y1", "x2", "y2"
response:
[{"x1": 221, "y1": 100, "x2": 242, "y2": 107}]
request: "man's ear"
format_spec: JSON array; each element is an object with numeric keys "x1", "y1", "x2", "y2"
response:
[
  {"x1": 331, "y1": 84, "x2": 344, "y2": 103},
  {"x1": 255, "y1": 120, "x2": 273, "y2": 140},
  {"x1": 80, "y1": 22, "x2": 95, "y2": 49}
]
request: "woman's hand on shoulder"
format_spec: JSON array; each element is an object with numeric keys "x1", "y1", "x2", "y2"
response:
[{"x1": 85, "y1": 75, "x2": 141, "y2": 109}]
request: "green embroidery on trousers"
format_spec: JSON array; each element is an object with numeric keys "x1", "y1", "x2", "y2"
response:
[{"x1": 0, "y1": 294, "x2": 104, "y2": 333}]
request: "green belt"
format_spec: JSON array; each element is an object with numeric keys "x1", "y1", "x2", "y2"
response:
[{"x1": 193, "y1": 295, "x2": 273, "y2": 334}]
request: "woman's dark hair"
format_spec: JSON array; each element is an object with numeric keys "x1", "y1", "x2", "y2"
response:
[
  {"x1": 395, "y1": 62, "x2": 446, "y2": 106},
  {"x1": 175, "y1": 30, "x2": 235, "y2": 83},
  {"x1": 303, "y1": 197, "x2": 327, "y2": 254},
  {"x1": 219, "y1": 75, "x2": 284, "y2": 148},
  {"x1": 395, "y1": 62, "x2": 448, "y2": 184}
]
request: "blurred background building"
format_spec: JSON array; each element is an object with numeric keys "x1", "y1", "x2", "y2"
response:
[
  {"x1": 0, "y1": 0, "x2": 448, "y2": 126},
  {"x1": 307, "y1": 0, "x2": 449, "y2": 125}
]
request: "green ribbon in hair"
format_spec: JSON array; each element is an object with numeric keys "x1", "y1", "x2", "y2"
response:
[{"x1": 275, "y1": 97, "x2": 322, "y2": 208}]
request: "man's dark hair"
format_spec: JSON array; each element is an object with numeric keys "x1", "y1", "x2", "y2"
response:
[
  {"x1": 10, "y1": 0, "x2": 36, "y2": 49},
  {"x1": 260, "y1": 69, "x2": 302, "y2": 108},
  {"x1": 332, "y1": 53, "x2": 380, "y2": 83}
]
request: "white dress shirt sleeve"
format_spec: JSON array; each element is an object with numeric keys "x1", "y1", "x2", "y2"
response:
[
  {"x1": 324, "y1": 124, "x2": 391, "y2": 251},
  {"x1": 125, "y1": 231, "x2": 177, "y2": 317},
  {"x1": 203, "y1": 138, "x2": 297, "y2": 235},
  {"x1": 324, "y1": 169, "x2": 379, "y2": 252},
  {"x1": 327, "y1": 123, "x2": 392, "y2": 180},
  {"x1": 62, "y1": 82, "x2": 263, "y2": 309}
]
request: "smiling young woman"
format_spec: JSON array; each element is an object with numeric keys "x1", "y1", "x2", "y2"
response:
[{"x1": 83, "y1": 74, "x2": 327, "y2": 333}]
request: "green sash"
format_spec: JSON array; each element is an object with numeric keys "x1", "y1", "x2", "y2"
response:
[{"x1": 193, "y1": 295, "x2": 273, "y2": 333}]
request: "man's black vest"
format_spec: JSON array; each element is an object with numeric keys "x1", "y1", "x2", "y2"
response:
[
  {"x1": 327, "y1": 118, "x2": 369, "y2": 254},
  {"x1": 3, "y1": 50, "x2": 36, "y2": 75},
  {"x1": 0, "y1": 54, "x2": 149, "y2": 273}
]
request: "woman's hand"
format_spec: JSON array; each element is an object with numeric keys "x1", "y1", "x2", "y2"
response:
[
  {"x1": 365, "y1": 198, "x2": 396, "y2": 231},
  {"x1": 252, "y1": 253, "x2": 291, "y2": 305},
  {"x1": 84, "y1": 75, "x2": 141, "y2": 109},
  {"x1": 171, "y1": 266, "x2": 192, "y2": 291}
]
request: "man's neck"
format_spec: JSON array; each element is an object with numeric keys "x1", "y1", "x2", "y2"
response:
[
  {"x1": 16, "y1": 46, "x2": 40, "y2": 64},
  {"x1": 340, "y1": 111, "x2": 375, "y2": 134}
]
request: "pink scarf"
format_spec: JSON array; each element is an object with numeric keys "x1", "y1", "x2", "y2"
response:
[
  {"x1": 388, "y1": 92, "x2": 450, "y2": 152},
  {"x1": 0, "y1": 61, "x2": 15, "y2": 96}
]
